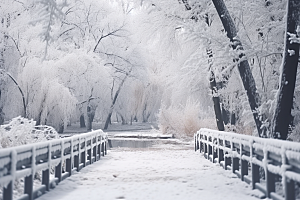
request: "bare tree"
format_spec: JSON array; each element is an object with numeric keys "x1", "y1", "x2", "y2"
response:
[
  {"x1": 179, "y1": 0, "x2": 225, "y2": 131},
  {"x1": 211, "y1": 0, "x2": 265, "y2": 137}
]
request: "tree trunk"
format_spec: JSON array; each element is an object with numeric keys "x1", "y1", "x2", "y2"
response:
[
  {"x1": 210, "y1": 70, "x2": 225, "y2": 131},
  {"x1": 58, "y1": 122, "x2": 64, "y2": 133},
  {"x1": 80, "y1": 114, "x2": 86, "y2": 128},
  {"x1": 212, "y1": 0, "x2": 265, "y2": 137},
  {"x1": 103, "y1": 75, "x2": 128, "y2": 130},
  {"x1": 87, "y1": 105, "x2": 95, "y2": 131},
  {"x1": 272, "y1": 0, "x2": 300, "y2": 140},
  {"x1": 207, "y1": 42, "x2": 225, "y2": 131},
  {"x1": 104, "y1": 111, "x2": 113, "y2": 130},
  {"x1": 222, "y1": 105, "x2": 230, "y2": 125},
  {"x1": 120, "y1": 114, "x2": 126, "y2": 125}
]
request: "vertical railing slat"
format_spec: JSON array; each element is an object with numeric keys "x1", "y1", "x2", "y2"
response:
[
  {"x1": 24, "y1": 174, "x2": 33, "y2": 200},
  {"x1": 285, "y1": 178, "x2": 295, "y2": 200}
]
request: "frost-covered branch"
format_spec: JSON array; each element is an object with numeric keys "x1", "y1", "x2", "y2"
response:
[
  {"x1": 31, "y1": 0, "x2": 67, "y2": 59},
  {"x1": 0, "y1": 31, "x2": 22, "y2": 56},
  {"x1": 0, "y1": 69, "x2": 26, "y2": 117},
  {"x1": 93, "y1": 24, "x2": 126, "y2": 53}
]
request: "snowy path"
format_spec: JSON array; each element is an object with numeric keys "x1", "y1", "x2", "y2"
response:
[{"x1": 38, "y1": 142, "x2": 259, "y2": 200}]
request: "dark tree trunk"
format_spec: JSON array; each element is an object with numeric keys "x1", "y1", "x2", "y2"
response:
[
  {"x1": 272, "y1": 0, "x2": 300, "y2": 140},
  {"x1": 207, "y1": 45, "x2": 225, "y2": 131},
  {"x1": 104, "y1": 75, "x2": 128, "y2": 130},
  {"x1": 222, "y1": 105, "x2": 230, "y2": 125},
  {"x1": 231, "y1": 112, "x2": 236, "y2": 125},
  {"x1": 210, "y1": 70, "x2": 225, "y2": 131},
  {"x1": 104, "y1": 112, "x2": 113, "y2": 130},
  {"x1": 58, "y1": 122, "x2": 64, "y2": 133},
  {"x1": 212, "y1": 0, "x2": 265, "y2": 137},
  {"x1": 142, "y1": 103, "x2": 151, "y2": 123},
  {"x1": 87, "y1": 106, "x2": 95, "y2": 131},
  {"x1": 80, "y1": 114, "x2": 86, "y2": 128},
  {"x1": 120, "y1": 114, "x2": 126, "y2": 125}
]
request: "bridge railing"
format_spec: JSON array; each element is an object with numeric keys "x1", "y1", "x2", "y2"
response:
[
  {"x1": 195, "y1": 128, "x2": 300, "y2": 200},
  {"x1": 0, "y1": 129, "x2": 108, "y2": 200}
]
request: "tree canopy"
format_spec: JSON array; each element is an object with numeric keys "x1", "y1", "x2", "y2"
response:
[{"x1": 0, "y1": 0, "x2": 299, "y2": 140}]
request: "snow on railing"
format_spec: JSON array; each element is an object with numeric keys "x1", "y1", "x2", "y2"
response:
[
  {"x1": 0, "y1": 129, "x2": 108, "y2": 200},
  {"x1": 195, "y1": 128, "x2": 300, "y2": 200}
]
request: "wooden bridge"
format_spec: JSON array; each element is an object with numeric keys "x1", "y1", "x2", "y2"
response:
[{"x1": 1, "y1": 128, "x2": 300, "y2": 200}]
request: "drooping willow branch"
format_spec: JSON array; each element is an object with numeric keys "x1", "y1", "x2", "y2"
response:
[{"x1": 0, "y1": 69, "x2": 26, "y2": 117}]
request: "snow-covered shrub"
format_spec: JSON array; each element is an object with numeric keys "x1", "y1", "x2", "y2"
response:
[
  {"x1": 158, "y1": 101, "x2": 217, "y2": 138},
  {"x1": 0, "y1": 116, "x2": 59, "y2": 149},
  {"x1": 0, "y1": 117, "x2": 60, "y2": 200},
  {"x1": 288, "y1": 124, "x2": 300, "y2": 142}
]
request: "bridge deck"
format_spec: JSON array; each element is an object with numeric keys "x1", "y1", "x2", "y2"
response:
[{"x1": 37, "y1": 141, "x2": 259, "y2": 200}]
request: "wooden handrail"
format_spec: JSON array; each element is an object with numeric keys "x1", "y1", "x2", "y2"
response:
[
  {"x1": 0, "y1": 129, "x2": 108, "y2": 200},
  {"x1": 195, "y1": 128, "x2": 300, "y2": 200}
]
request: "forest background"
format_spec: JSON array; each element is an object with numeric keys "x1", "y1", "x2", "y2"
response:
[{"x1": 1, "y1": 0, "x2": 299, "y2": 141}]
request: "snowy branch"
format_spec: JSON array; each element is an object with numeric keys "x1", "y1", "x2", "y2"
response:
[{"x1": 93, "y1": 24, "x2": 126, "y2": 53}]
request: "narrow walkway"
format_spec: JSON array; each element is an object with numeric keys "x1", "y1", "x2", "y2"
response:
[{"x1": 38, "y1": 142, "x2": 259, "y2": 200}]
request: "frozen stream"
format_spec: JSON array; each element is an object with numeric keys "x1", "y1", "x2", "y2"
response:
[{"x1": 38, "y1": 141, "x2": 261, "y2": 200}]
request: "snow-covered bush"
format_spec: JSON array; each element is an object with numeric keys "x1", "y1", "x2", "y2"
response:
[
  {"x1": 158, "y1": 101, "x2": 217, "y2": 138},
  {"x1": 0, "y1": 116, "x2": 59, "y2": 149},
  {"x1": 0, "y1": 117, "x2": 60, "y2": 200}
]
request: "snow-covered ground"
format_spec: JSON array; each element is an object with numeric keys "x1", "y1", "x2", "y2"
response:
[{"x1": 38, "y1": 141, "x2": 260, "y2": 200}]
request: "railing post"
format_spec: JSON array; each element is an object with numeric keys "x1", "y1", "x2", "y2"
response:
[
  {"x1": 212, "y1": 137, "x2": 216, "y2": 163},
  {"x1": 87, "y1": 138, "x2": 92, "y2": 164},
  {"x1": 81, "y1": 138, "x2": 86, "y2": 167},
  {"x1": 93, "y1": 134, "x2": 98, "y2": 162},
  {"x1": 194, "y1": 134, "x2": 197, "y2": 151},
  {"x1": 251, "y1": 163, "x2": 260, "y2": 189},
  {"x1": 102, "y1": 141, "x2": 105, "y2": 156},
  {"x1": 241, "y1": 159, "x2": 248, "y2": 181},
  {"x1": 4, "y1": 151, "x2": 16, "y2": 200},
  {"x1": 66, "y1": 158, "x2": 71, "y2": 176},
  {"x1": 98, "y1": 137, "x2": 102, "y2": 160},
  {"x1": 218, "y1": 148, "x2": 224, "y2": 163},
  {"x1": 67, "y1": 139, "x2": 73, "y2": 176},
  {"x1": 24, "y1": 174, "x2": 33, "y2": 200},
  {"x1": 3, "y1": 182, "x2": 13, "y2": 200},
  {"x1": 264, "y1": 149, "x2": 275, "y2": 198},
  {"x1": 208, "y1": 142, "x2": 212, "y2": 161},
  {"x1": 43, "y1": 143, "x2": 51, "y2": 190},
  {"x1": 105, "y1": 139, "x2": 107, "y2": 155},
  {"x1": 25, "y1": 146, "x2": 35, "y2": 200},
  {"x1": 240, "y1": 144, "x2": 248, "y2": 181},
  {"x1": 93, "y1": 143, "x2": 97, "y2": 162},
  {"x1": 55, "y1": 162, "x2": 62, "y2": 182},
  {"x1": 225, "y1": 154, "x2": 231, "y2": 170},
  {"x1": 55, "y1": 142, "x2": 63, "y2": 183},
  {"x1": 232, "y1": 156, "x2": 239, "y2": 173},
  {"x1": 204, "y1": 136, "x2": 208, "y2": 156},
  {"x1": 42, "y1": 169, "x2": 50, "y2": 191},
  {"x1": 200, "y1": 135, "x2": 203, "y2": 153},
  {"x1": 266, "y1": 169, "x2": 276, "y2": 198},
  {"x1": 75, "y1": 154, "x2": 80, "y2": 172},
  {"x1": 285, "y1": 178, "x2": 295, "y2": 200},
  {"x1": 197, "y1": 137, "x2": 199, "y2": 151}
]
